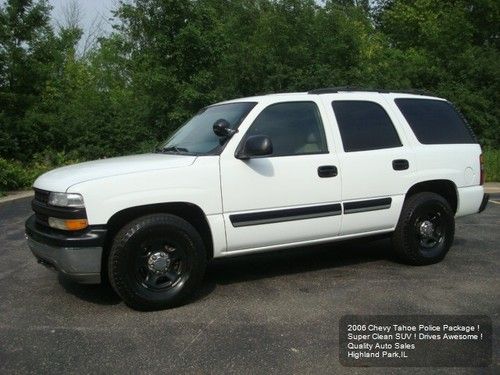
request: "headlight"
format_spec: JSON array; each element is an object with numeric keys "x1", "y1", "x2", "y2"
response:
[{"x1": 48, "y1": 192, "x2": 85, "y2": 208}]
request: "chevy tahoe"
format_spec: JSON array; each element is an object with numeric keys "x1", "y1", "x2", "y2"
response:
[{"x1": 25, "y1": 88, "x2": 489, "y2": 310}]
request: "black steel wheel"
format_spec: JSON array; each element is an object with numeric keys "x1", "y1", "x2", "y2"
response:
[
  {"x1": 414, "y1": 210, "x2": 445, "y2": 251},
  {"x1": 108, "y1": 214, "x2": 206, "y2": 310},
  {"x1": 133, "y1": 238, "x2": 188, "y2": 291},
  {"x1": 392, "y1": 192, "x2": 455, "y2": 265}
]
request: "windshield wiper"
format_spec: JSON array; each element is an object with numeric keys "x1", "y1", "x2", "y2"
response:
[{"x1": 158, "y1": 146, "x2": 189, "y2": 153}]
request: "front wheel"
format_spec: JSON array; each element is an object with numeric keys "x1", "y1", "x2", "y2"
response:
[
  {"x1": 108, "y1": 214, "x2": 207, "y2": 310},
  {"x1": 392, "y1": 192, "x2": 455, "y2": 265}
]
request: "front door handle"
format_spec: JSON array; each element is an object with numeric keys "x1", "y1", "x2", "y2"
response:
[
  {"x1": 318, "y1": 165, "x2": 338, "y2": 178},
  {"x1": 393, "y1": 159, "x2": 409, "y2": 170}
]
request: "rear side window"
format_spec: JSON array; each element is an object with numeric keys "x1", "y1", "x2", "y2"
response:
[
  {"x1": 395, "y1": 99, "x2": 476, "y2": 144},
  {"x1": 244, "y1": 101, "x2": 328, "y2": 156},
  {"x1": 332, "y1": 101, "x2": 402, "y2": 152}
]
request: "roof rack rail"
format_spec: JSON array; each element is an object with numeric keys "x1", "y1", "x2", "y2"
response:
[{"x1": 308, "y1": 87, "x2": 434, "y2": 96}]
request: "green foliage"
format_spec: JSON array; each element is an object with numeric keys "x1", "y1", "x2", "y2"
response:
[
  {"x1": 0, "y1": 0, "x2": 499, "y2": 191},
  {"x1": 0, "y1": 158, "x2": 32, "y2": 191},
  {"x1": 0, "y1": 0, "x2": 64, "y2": 160},
  {"x1": 484, "y1": 149, "x2": 500, "y2": 182},
  {"x1": 0, "y1": 151, "x2": 80, "y2": 192},
  {"x1": 374, "y1": 0, "x2": 500, "y2": 148}
]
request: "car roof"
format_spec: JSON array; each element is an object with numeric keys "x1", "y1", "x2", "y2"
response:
[{"x1": 213, "y1": 88, "x2": 445, "y2": 106}]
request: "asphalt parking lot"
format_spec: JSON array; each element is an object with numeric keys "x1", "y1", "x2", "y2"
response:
[{"x1": 1, "y1": 196, "x2": 499, "y2": 374}]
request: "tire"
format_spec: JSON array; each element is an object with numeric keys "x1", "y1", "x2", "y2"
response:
[
  {"x1": 392, "y1": 192, "x2": 455, "y2": 265},
  {"x1": 108, "y1": 213, "x2": 207, "y2": 310}
]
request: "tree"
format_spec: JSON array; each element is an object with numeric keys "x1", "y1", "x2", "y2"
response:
[
  {"x1": 1, "y1": 0, "x2": 498, "y2": 171},
  {"x1": 374, "y1": 0, "x2": 500, "y2": 146},
  {"x1": 0, "y1": 0, "x2": 58, "y2": 159}
]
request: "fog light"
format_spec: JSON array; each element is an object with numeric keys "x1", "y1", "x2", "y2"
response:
[{"x1": 48, "y1": 217, "x2": 88, "y2": 231}]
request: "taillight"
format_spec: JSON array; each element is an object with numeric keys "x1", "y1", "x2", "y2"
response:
[{"x1": 480, "y1": 154, "x2": 485, "y2": 185}]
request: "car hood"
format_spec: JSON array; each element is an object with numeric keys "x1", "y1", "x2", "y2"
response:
[{"x1": 33, "y1": 153, "x2": 197, "y2": 192}]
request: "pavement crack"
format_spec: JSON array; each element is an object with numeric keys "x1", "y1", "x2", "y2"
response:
[{"x1": 177, "y1": 318, "x2": 216, "y2": 357}]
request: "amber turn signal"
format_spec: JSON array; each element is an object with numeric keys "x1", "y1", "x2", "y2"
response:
[{"x1": 48, "y1": 217, "x2": 88, "y2": 231}]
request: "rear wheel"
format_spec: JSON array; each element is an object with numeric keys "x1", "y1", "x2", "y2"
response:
[
  {"x1": 392, "y1": 192, "x2": 455, "y2": 265},
  {"x1": 108, "y1": 214, "x2": 206, "y2": 310}
]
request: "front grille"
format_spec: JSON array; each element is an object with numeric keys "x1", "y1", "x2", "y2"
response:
[
  {"x1": 34, "y1": 189, "x2": 50, "y2": 204},
  {"x1": 35, "y1": 213, "x2": 49, "y2": 226},
  {"x1": 31, "y1": 189, "x2": 87, "y2": 230},
  {"x1": 33, "y1": 189, "x2": 50, "y2": 226}
]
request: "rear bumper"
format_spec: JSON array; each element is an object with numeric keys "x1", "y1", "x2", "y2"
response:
[
  {"x1": 456, "y1": 185, "x2": 485, "y2": 218},
  {"x1": 478, "y1": 193, "x2": 489, "y2": 213},
  {"x1": 25, "y1": 215, "x2": 105, "y2": 284}
]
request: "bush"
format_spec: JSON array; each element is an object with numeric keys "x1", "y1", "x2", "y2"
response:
[
  {"x1": 0, "y1": 151, "x2": 81, "y2": 193},
  {"x1": 0, "y1": 159, "x2": 33, "y2": 191},
  {"x1": 484, "y1": 149, "x2": 500, "y2": 182}
]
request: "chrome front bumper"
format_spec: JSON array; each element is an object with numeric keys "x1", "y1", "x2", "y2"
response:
[{"x1": 27, "y1": 237, "x2": 102, "y2": 284}]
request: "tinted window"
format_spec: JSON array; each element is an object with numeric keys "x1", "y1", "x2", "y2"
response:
[
  {"x1": 332, "y1": 101, "x2": 402, "y2": 152},
  {"x1": 244, "y1": 102, "x2": 327, "y2": 156},
  {"x1": 395, "y1": 99, "x2": 476, "y2": 144}
]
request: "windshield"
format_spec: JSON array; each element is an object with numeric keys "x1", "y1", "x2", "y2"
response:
[{"x1": 159, "y1": 102, "x2": 257, "y2": 155}]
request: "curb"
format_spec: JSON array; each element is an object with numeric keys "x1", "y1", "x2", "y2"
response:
[
  {"x1": 484, "y1": 186, "x2": 500, "y2": 194},
  {"x1": 0, "y1": 191, "x2": 34, "y2": 204}
]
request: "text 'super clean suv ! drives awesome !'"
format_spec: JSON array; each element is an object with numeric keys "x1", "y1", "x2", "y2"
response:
[{"x1": 25, "y1": 88, "x2": 489, "y2": 310}]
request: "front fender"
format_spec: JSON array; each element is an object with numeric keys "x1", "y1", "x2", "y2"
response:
[{"x1": 67, "y1": 156, "x2": 222, "y2": 225}]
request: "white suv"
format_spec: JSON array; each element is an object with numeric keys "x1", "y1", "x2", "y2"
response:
[{"x1": 25, "y1": 88, "x2": 489, "y2": 310}]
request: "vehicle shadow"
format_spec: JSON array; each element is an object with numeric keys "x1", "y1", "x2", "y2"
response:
[
  {"x1": 58, "y1": 274, "x2": 122, "y2": 306},
  {"x1": 58, "y1": 236, "x2": 395, "y2": 307},
  {"x1": 204, "y1": 236, "x2": 394, "y2": 286}
]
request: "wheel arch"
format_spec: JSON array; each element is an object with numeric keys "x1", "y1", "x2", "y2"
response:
[
  {"x1": 102, "y1": 202, "x2": 214, "y2": 268},
  {"x1": 405, "y1": 179, "x2": 458, "y2": 213}
]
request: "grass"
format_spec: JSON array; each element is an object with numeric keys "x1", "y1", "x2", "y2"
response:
[{"x1": 484, "y1": 149, "x2": 500, "y2": 182}]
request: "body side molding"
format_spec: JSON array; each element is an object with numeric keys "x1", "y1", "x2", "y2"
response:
[
  {"x1": 230, "y1": 203, "x2": 342, "y2": 227},
  {"x1": 343, "y1": 198, "x2": 392, "y2": 214}
]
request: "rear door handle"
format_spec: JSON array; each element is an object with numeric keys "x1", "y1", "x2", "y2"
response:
[
  {"x1": 318, "y1": 165, "x2": 338, "y2": 178},
  {"x1": 393, "y1": 159, "x2": 409, "y2": 170}
]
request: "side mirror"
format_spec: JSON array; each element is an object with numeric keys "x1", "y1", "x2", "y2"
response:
[
  {"x1": 213, "y1": 119, "x2": 236, "y2": 137},
  {"x1": 237, "y1": 135, "x2": 273, "y2": 159}
]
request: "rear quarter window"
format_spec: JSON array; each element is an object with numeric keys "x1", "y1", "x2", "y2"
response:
[
  {"x1": 332, "y1": 100, "x2": 402, "y2": 152},
  {"x1": 395, "y1": 99, "x2": 477, "y2": 144}
]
